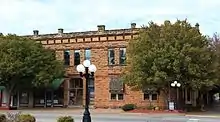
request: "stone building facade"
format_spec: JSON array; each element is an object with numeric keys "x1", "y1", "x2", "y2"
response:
[{"x1": 21, "y1": 23, "x2": 165, "y2": 109}]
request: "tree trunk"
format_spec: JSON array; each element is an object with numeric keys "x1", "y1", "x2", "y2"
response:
[
  {"x1": 199, "y1": 93, "x2": 205, "y2": 111},
  {"x1": 6, "y1": 85, "x2": 15, "y2": 109},
  {"x1": 162, "y1": 89, "x2": 169, "y2": 110},
  {"x1": 6, "y1": 92, "x2": 12, "y2": 109}
]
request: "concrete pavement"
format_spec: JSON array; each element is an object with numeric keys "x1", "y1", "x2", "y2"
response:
[
  {"x1": 25, "y1": 112, "x2": 220, "y2": 122},
  {"x1": 0, "y1": 109, "x2": 220, "y2": 122}
]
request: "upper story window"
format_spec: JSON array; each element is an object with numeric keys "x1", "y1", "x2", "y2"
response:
[
  {"x1": 108, "y1": 48, "x2": 115, "y2": 65},
  {"x1": 119, "y1": 48, "x2": 126, "y2": 65},
  {"x1": 64, "y1": 50, "x2": 70, "y2": 66},
  {"x1": 74, "y1": 50, "x2": 80, "y2": 66},
  {"x1": 85, "y1": 49, "x2": 91, "y2": 61}
]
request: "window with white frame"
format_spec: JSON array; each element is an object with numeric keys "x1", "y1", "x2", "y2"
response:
[
  {"x1": 109, "y1": 76, "x2": 124, "y2": 101},
  {"x1": 85, "y1": 49, "x2": 91, "y2": 61},
  {"x1": 119, "y1": 47, "x2": 126, "y2": 65},
  {"x1": 108, "y1": 48, "x2": 115, "y2": 65},
  {"x1": 143, "y1": 93, "x2": 158, "y2": 101},
  {"x1": 110, "y1": 93, "x2": 124, "y2": 100}
]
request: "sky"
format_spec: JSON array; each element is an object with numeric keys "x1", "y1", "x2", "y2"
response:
[{"x1": 0, "y1": 0, "x2": 220, "y2": 36}]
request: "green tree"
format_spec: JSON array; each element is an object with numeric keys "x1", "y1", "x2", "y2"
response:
[
  {"x1": 123, "y1": 20, "x2": 218, "y2": 103},
  {"x1": 209, "y1": 33, "x2": 220, "y2": 86},
  {"x1": 0, "y1": 34, "x2": 64, "y2": 107}
]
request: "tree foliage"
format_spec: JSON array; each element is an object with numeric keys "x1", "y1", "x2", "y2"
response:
[
  {"x1": 123, "y1": 20, "x2": 219, "y2": 93},
  {"x1": 0, "y1": 34, "x2": 64, "y2": 99}
]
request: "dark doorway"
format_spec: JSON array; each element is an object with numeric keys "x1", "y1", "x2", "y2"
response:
[
  {"x1": 46, "y1": 90, "x2": 53, "y2": 107},
  {"x1": 68, "y1": 78, "x2": 83, "y2": 106}
]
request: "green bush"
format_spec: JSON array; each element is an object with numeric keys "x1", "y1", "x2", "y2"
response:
[
  {"x1": 18, "y1": 114, "x2": 36, "y2": 122},
  {"x1": 122, "y1": 104, "x2": 136, "y2": 111},
  {"x1": 147, "y1": 105, "x2": 155, "y2": 110},
  {"x1": 0, "y1": 114, "x2": 6, "y2": 122},
  {"x1": 57, "y1": 116, "x2": 74, "y2": 122}
]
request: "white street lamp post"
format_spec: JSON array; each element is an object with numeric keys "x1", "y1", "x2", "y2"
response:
[
  {"x1": 76, "y1": 60, "x2": 97, "y2": 122},
  {"x1": 171, "y1": 80, "x2": 181, "y2": 110}
]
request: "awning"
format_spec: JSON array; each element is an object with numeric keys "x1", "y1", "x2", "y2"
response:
[
  {"x1": 142, "y1": 87, "x2": 158, "y2": 94},
  {"x1": 109, "y1": 77, "x2": 124, "y2": 94},
  {"x1": 0, "y1": 86, "x2": 5, "y2": 90},
  {"x1": 50, "y1": 78, "x2": 65, "y2": 90}
]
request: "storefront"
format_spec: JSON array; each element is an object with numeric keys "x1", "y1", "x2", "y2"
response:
[
  {"x1": 33, "y1": 78, "x2": 65, "y2": 108},
  {"x1": 0, "y1": 78, "x2": 65, "y2": 108}
]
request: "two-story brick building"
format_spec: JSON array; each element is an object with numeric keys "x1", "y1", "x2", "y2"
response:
[{"x1": 0, "y1": 23, "x2": 166, "y2": 109}]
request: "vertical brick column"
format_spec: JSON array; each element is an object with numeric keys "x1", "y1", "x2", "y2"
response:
[
  {"x1": 63, "y1": 78, "x2": 69, "y2": 107},
  {"x1": 55, "y1": 50, "x2": 64, "y2": 61},
  {"x1": 80, "y1": 49, "x2": 85, "y2": 106},
  {"x1": 28, "y1": 91, "x2": 34, "y2": 108},
  {"x1": 115, "y1": 48, "x2": 119, "y2": 65},
  {"x1": 80, "y1": 49, "x2": 85, "y2": 63},
  {"x1": 70, "y1": 50, "x2": 74, "y2": 66},
  {"x1": 83, "y1": 78, "x2": 86, "y2": 106}
]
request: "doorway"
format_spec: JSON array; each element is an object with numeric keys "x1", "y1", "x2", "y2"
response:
[
  {"x1": 68, "y1": 78, "x2": 83, "y2": 106},
  {"x1": 45, "y1": 91, "x2": 53, "y2": 107}
]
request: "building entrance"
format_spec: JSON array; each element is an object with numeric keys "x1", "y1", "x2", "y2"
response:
[{"x1": 68, "y1": 78, "x2": 83, "y2": 106}]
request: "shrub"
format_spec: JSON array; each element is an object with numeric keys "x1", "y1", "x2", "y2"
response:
[
  {"x1": 122, "y1": 104, "x2": 136, "y2": 111},
  {"x1": 6, "y1": 112, "x2": 22, "y2": 122},
  {"x1": 147, "y1": 105, "x2": 155, "y2": 110},
  {"x1": 18, "y1": 114, "x2": 36, "y2": 122},
  {"x1": 57, "y1": 116, "x2": 74, "y2": 122},
  {"x1": 0, "y1": 114, "x2": 6, "y2": 122}
]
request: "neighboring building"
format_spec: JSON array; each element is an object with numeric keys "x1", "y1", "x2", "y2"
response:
[{"x1": 0, "y1": 23, "x2": 166, "y2": 109}]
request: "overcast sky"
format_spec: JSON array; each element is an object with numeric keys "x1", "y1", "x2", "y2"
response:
[{"x1": 0, "y1": 0, "x2": 219, "y2": 36}]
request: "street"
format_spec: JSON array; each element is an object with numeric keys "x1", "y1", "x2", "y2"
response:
[
  {"x1": 34, "y1": 114, "x2": 220, "y2": 122},
  {"x1": 2, "y1": 110, "x2": 220, "y2": 122}
]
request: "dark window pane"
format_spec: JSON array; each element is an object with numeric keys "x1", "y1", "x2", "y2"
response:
[
  {"x1": 119, "y1": 48, "x2": 126, "y2": 65},
  {"x1": 64, "y1": 50, "x2": 70, "y2": 66},
  {"x1": 34, "y1": 89, "x2": 45, "y2": 105},
  {"x1": 187, "y1": 89, "x2": 190, "y2": 101},
  {"x1": 19, "y1": 92, "x2": 29, "y2": 104},
  {"x1": 88, "y1": 78, "x2": 94, "y2": 87},
  {"x1": 152, "y1": 94, "x2": 158, "y2": 100},
  {"x1": 53, "y1": 87, "x2": 64, "y2": 105},
  {"x1": 111, "y1": 94, "x2": 117, "y2": 100},
  {"x1": 69, "y1": 78, "x2": 83, "y2": 88},
  {"x1": 144, "y1": 94, "x2": 150, "y2": 100},
  {"x1": 118, "y1": 94, "x2": 124, "y2": 100},
  {"x1": 89, "y1": 87, "x2": 95, "y2": 105},
  {"x1": 85, "y1": 49, "x2": 91, "y2": 60},
  {"x1": 74, "y1": 50, "x2": 80, "y2": 66},
  {"x1": 108, "y1": 49, "x2": 115, "y2": 65}
]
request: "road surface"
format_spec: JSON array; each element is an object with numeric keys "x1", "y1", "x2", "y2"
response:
[{"x1": 1, "y1": 110, "x2": 220, "y2": 122}]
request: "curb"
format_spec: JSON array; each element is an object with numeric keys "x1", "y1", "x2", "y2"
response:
[{"x1": 185, "y1": 115, "x2": 220, "y2": 118}]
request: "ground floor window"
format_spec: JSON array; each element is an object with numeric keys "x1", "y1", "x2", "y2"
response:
[
  {"x1": 144, "y1": 94, "x2": 158, "y2": 101},
  {"x1": 19, "y1": 92, "x2": 29, "y2": 104},
  {"x1": 110, "y1": 93, "x2": 124, "y2": 100},
  {"x1": 89, "y1": 77, "x2": 95, "y2": 105},
  {"x1": 34, "y1": 90, "x2": 45, "y2": 106},
  {"x1": 69, "y1": 88, "x2": 83, "y2": 106},
  {"x1": 53, "y1": 88, "x2": 64, "y2": 105}
]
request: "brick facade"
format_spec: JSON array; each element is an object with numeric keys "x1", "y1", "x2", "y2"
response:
[{"x1": 23, "y1": 23, "x2": 166, "y2": 109}]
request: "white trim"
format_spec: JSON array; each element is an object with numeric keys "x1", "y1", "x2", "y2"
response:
[
  {"x1": 110, "y1": 93, "x2": 124, "y2": 101},
  {"x1": 143, "y1": 93, "x2": 158, "y2": 101}
]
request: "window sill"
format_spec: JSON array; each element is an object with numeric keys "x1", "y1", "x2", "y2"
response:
[
  {"x1": 142, "y1": 100, "x2": 158, "y2": 102},
  {"x1": 108, "y1": 64, "x2": 127, "y2": 67},
  {"x1": 109, "y1": 100, "x2": 125, "y2": 102}
]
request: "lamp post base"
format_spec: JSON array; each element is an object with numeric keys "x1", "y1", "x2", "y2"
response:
[{"x1": 82, "y1": 109, "x2": 91, "y2": 122}]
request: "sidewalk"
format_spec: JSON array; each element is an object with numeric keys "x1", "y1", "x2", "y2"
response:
[
  {"x1": 0, "y1": 108, "x2": 124, "y2": 114},
  {"x1": 0, "y1": 108, "x2": 185, "y2": 117}
]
